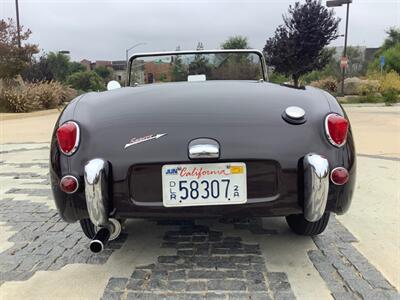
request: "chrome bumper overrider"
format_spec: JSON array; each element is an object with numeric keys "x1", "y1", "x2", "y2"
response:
[
  {"x1": 84, "y1": 158, "x2": 110, "y2": 227},
  {"x1": 303, "y1": 153, "x2": 330, "y2": 222}
]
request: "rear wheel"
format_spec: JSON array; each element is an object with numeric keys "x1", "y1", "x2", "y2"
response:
[{"x1": 286, "y1": 212, "x2": 330, "y2": 236}]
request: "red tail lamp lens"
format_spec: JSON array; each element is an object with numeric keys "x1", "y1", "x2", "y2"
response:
[
  {"x1": 331, "y1": 167, "x2": 349, "y2": 185},
  {"x1": 325, "y1": 114, "x2": 349, "y2": 147},
  {"x1": 60, "y1": 175, "x2": 79, "y2": 193},
  {"x1": 57, "y1": 121, "x2": 79, "y2": 155}
]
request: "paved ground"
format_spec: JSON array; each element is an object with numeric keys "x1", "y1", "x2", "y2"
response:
[{"x1": 0, "y1": 105, "x2": 399, "y2": 299}]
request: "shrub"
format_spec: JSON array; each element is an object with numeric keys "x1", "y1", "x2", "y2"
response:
[
  {"x1": 342, "y1": 77, "x2": 380, "y2": 96},
  {"x1": 0, "y1": 81, "x2": 76, "y2": 112},
  {"x1": 357, "y1": 81, "x2": 380, "y2": 96},
  {"x1": 269, "y1": 72, "x2": 290, "y2": 84},
  {"x1": 379, "y1": 71, "x2": 400, "y2": 105},
  {"x1": 382, "y1": 88, "x2": 398, "y2": 105},
  {"x1": 67, "y1": 71, "x2": 105, "y2": 92},
  {"x1": 380, "y1": 71, "x2": 400, "y2": 93},
  {"x1": 345, "y1": 95, "x2": 383, "y2": 104},
  {"x1": 310, "y1": 77, "x2": 338, "y2": 93}
]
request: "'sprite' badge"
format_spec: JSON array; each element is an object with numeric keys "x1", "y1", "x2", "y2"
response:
[{"x1": 124, "y1": 133, "x2": 167, "y2": 149}]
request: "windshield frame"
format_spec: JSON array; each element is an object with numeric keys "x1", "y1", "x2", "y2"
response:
[{"x1": 127, "y1": 49, "x2": 268, "y2": 86}]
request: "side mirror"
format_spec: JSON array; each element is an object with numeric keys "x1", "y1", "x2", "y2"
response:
[{"x1": 107, "y1": 80, "x2": 121, "y2": 91}]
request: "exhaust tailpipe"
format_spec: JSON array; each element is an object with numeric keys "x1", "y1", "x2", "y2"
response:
[{"x1": 89, "y1": 227, "x2": 111, "y2": 253}]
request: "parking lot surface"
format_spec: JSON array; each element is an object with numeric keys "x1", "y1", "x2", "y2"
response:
[{"x1": 0, "y1": 105, "x2": 399, "y2": 299}]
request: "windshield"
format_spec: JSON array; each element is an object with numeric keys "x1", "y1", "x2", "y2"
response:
[{"x1": 129, "y1": 51, "x2": 264, "y2": 86}]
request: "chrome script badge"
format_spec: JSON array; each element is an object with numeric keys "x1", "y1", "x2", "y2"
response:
[{"x1": 124, "y1": 133, "x2": 167, "y2": 149}]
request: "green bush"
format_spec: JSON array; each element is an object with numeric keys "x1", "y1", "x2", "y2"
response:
[
  {"x1": 345, "y1": 95, "x2": 383, "y2": 104},
  {"x1": 382, "y1": 88, "x2": 398, "y2": 105},
  {"x1": 66, "y1": 71, "x2": 105, "y2": 92},
  {"x1": 94, "y1": 66, "x2": 113, "y2": 81},
  {"x1": 269, "y1": 72, "x2": 289, "y2": 84},
  {"x1": 369, "y1": 43, "x2": 400, "y2": 74}
]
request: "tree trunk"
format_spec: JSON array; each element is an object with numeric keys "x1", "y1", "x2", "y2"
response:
[{"x1": 293, "y1": 75, "x2": 299, "y2": 87}]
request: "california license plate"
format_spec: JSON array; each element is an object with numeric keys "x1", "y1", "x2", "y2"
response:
[{"x1": 162, "y1": 162, "x2": 247, "y2": 207}]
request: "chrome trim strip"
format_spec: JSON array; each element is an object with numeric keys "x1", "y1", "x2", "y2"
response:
[
  {"x1": 84, "y1": 158, "x2": 109, "y2": 227},
  {"x1": 303, "y1": 153, "x2": 330, "y2": 222},
  {"x1": 59, "y1": 175, "x2": 79, "y2": 194},
  {"x1": 127, "y1": 49, "x2": 268, "y2": 85},
  {"x1": 324, "y1": 113, "x2": 347, "y2": 147},
  {"x1": 130, "y1": 194, "x2": 280, "y2": 207},
  {"x1": 58, "y1": 121, "x2": 80, "y2": 156},
  {"x1": 189, "y1": 144, "x2": 219, "y2": 159}
]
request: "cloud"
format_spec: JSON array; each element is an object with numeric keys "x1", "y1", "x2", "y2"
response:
[{"x1": 1, "y1": 0, "x2": 398, "y2": 61}]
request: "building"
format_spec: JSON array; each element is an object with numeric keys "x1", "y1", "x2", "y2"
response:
[
  {"x1": 331, "y1": 46, "x2": 380, "y2": 62},
  {"x1": 111, "y1": 61, "x2": 127, "y2": 82},
  {"x1": 80, "y1": 59, "x2": 92, "y2": 71},
  {"x1": 79, "y1": 58, "x2": 174, "y2": 85},
  {"x1": 143, "y1": 61, "x2": 172, "y2": 84},
  {"x1": 79, "y1": 59, "x2": 128, "y2": 83}
]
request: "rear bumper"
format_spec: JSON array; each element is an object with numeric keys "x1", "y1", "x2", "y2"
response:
[{"x1": 82, "y1": 153, "x2": 330, "y2": 225}]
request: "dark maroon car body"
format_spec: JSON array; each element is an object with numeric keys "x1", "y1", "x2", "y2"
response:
[{"x1": 49, "y1": 50, "x2": 356, "y2": 249}]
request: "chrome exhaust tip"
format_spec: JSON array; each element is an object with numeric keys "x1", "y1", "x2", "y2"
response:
[{"x1": 89, "y1": 227, "x2": 111, "y2": 253}]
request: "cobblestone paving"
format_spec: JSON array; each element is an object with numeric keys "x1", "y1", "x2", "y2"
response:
[
  {"x1": 0, "y1": 144, "x2": 399, "y2": 299},
  {"x1": 309, "y1": 218, "x2": 398, "y2": 300},
  {"x1": 0, "y1": 145, "x2": 126, "y2": 286},
  {"x1": 102, "y1": 221, "x2": 295, "y2": 299}
]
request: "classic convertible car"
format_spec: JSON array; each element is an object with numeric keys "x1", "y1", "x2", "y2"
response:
[{"x1": 50, "y1": 49, "x2": 355, "y2": 253}]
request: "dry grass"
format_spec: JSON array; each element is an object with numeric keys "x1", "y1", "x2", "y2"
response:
[{"x1": 0, "y1": 81, "x2": 76, "y2": 113}]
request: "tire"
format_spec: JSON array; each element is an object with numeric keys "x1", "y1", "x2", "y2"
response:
[
  {"x1": 286, "y1": 212, "x2": 330, "y2": 236},
  {"x1": 79, "y1": 219, "x2": 96, "y2": 239}
]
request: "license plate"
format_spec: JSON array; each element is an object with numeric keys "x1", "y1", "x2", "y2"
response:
[{"x1": 162, "y1": 162, "x2": 247, "y2": 207}]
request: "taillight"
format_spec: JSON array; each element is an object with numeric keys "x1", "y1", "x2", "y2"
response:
[
  {"x1": 60, "y1": 175, "x2": 79, "y2": 193},
  {"x1": 330, "y1": 167, "x2": 349, "y2": 185},
  {"x1": 325, "y1": 114, "x2": 349, "y2": 147},
  {"x1": 57, "y1": 121, "x2": 80, "y2": 155}
]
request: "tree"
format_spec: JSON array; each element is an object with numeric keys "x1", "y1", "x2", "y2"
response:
[
  {"x1": 189, "y1": 42, "x2": 210, "y2": 75},
  {"x1": 263, "y1": 0, "x2": 340, "y2": 87},
  {"x1": 172, "y1": 46, "x2": 187, "y2": 81},
  {"x1": 221, "y1": 36, "x2": 250, "y2": 49},
  {"x1": 46, "y1": 52, "x2": 71, "y2": 82},
  {"x1": 22, "y1": 53, "x2": 85, "y2": 83},
  {"x1": 381, "y1": 27, "x2": 400, "y2": 52},
  {"x1": 69, "y1": 62, "x2": 85, "y2": 74},
  {"x1": 368, "y1": 28, "x2": 400, "y2": 74},
  {"x1": 22, "y1": 54, "x2": 54, "y2": 82},
  {"x1": 369, "y1": 43, "x2": 400, "y2": 74},
  {"x1": 0, "y1": 18, "x2": 38, "y2": 79},
  {"x1": 66, "y1": 71, "x2": 104, "y2": 92},
  {"x1": 94, "y1": 66, "x2": 112, "y2": 82}
]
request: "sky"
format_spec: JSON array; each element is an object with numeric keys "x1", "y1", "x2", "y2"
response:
[{"x1": 1, "y1": 0, "x2": 399, "y2": 61}]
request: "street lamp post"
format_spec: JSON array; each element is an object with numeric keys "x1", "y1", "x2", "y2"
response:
[
  {"x1": 327, "y1": 0, "x2": 352, "y2": 96},
  {"x1": 15, "y1": 0, "x2": 21, "y2": 48},
  {"x1": 125, "y1": 42, "x2": 147, "y2": 85}
]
